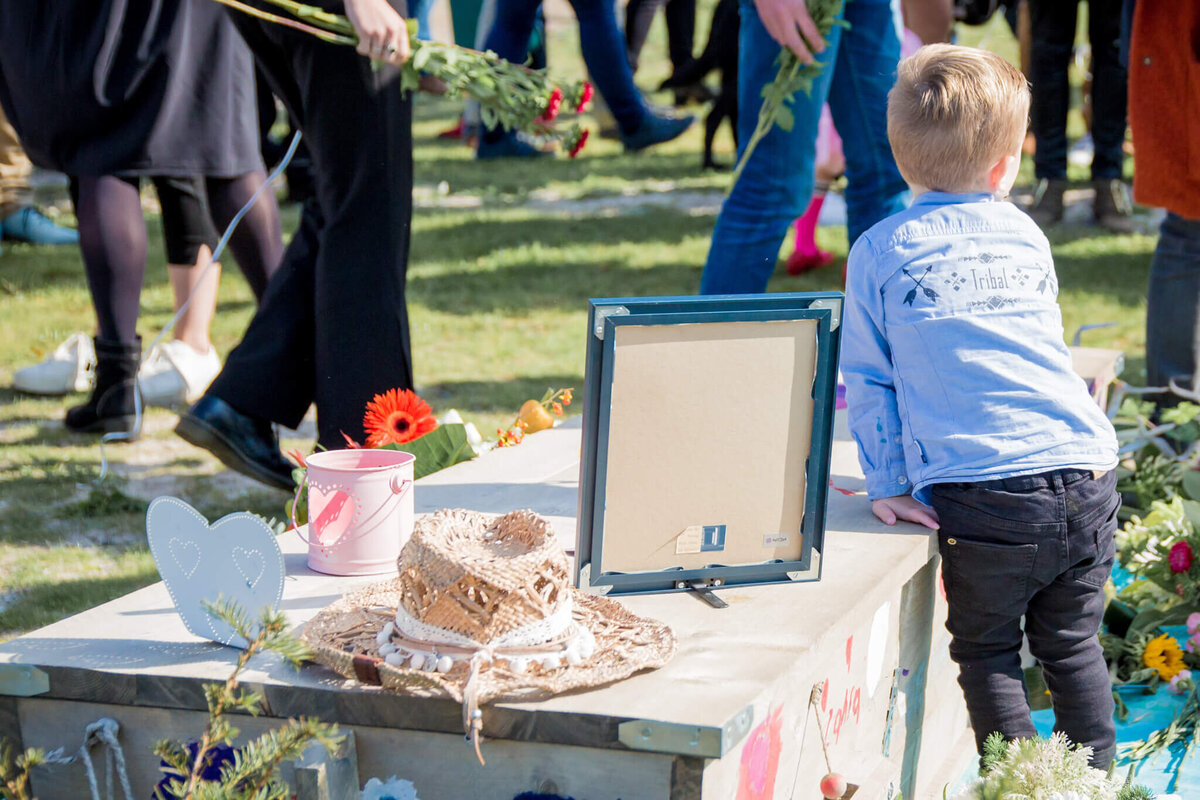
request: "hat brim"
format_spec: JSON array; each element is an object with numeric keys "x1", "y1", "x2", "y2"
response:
[{"x1": 302, "y1": 578, "x2": 677, "y2": 705}]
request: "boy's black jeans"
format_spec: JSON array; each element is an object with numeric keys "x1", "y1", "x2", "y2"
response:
[{"x1": 930, "y1": 468, "x2": 1119, "y2": 770}]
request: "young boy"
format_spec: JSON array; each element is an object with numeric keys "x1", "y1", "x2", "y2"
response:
[{"x1": 842, "y1": 44, "x2": 1120, "y2": 769}]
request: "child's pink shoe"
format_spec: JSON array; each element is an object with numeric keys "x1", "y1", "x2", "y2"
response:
[{"x1": 786, "y1": 248, "x2": 835, "y2": 276}]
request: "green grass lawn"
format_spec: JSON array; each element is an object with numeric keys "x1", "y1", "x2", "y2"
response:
[{"x1": 0, "y1": 9, "x2": 1159, "y2": 641}]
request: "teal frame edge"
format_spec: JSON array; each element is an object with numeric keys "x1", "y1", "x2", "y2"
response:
[{"x1": 574, "y1": 292, "x2": 843, "y2": 595}]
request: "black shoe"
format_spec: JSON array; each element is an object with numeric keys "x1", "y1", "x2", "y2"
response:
[
  {"x1": 175, "y1": 396, "x2": 296, "y2": 491},
  {"x1": 1092, "y1": 179, "x2": 1137, "y2": 234},
  {"x1": 65, "y1": 336, "x2": 141, "y2": 437},
  {"x1": 1026, "y1": 178, "x2": 1066, "y2": 228}
]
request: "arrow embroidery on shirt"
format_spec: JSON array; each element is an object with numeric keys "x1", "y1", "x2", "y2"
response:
[
  {"x1": 902, "y1": 266, "x2": 939, "y2": 305},
  {"x1": 1032, "y1": 264, "x2": 1056, "y2": 295}
]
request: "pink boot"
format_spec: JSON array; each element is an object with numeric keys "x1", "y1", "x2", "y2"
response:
[{"x1": 786, "y1": 190, "x2": 834, "y2": 276}]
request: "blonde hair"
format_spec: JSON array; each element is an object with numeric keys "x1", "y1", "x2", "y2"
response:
[{"x1": 887, "y1": 44, "x2": 1030, "y2": 192}]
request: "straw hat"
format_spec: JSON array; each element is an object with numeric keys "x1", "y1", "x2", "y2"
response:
[{"x1": 303, "y1": 509, "x2": 676, "y2": 761}]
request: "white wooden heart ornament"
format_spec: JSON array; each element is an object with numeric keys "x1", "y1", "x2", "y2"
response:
[{"x1": 147, "y1": 496, "x2": 286, "y2": 649}]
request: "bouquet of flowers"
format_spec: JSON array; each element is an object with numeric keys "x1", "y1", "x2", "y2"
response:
[
  {"x1": 213, "y1": 0, "x2": 592, "y2": 155},
  {"x1": 1112, "y1": 393, "x2": 1200, "y2": 521},
  {"x1": 1116, "y1": 496, "x2": 1200, "y2": 608},
  {"x1": 952, "y1": 732, "x2": 1153, "y2": 800}
]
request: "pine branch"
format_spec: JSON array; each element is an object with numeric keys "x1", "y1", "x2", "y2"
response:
[
  {"x1": 195, "y1": 719, "x2": 341, "y2": 800},
  {"x1": 980, "y1": 731, "x2": 1008, "y2": 773}
]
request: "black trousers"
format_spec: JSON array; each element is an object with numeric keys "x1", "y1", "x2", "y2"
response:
[
  {"x1": 931, "y1": 468, "x2": 1119, "y2": 770},
  {"x1": 212, "y1": 4, "x2": 414, "y2": 450},
  {"x1": 1029, "y1": 0, "x2": 1128, "y2": 181},
  {"x1": 625, "y1": 0, "x2": 696, "y2": 72}
]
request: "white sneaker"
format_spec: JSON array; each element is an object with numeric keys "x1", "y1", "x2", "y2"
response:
[
  {"x1": 13, "y1": 333, "x2": 96, "y2": 395},
  {"x1": 1067, "y1": 132, "x2": 1095, "y2": 169},
  {"x1": 138, "y1": 340, "x2": 221, "y2": 407}
]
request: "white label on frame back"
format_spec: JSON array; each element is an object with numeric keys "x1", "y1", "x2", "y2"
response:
[
  {"x1": 675, "y1": 525, "x2": 704, "y2": 555},
  {"x1": 763, "y1": 532, "x2": 792, "y2": 548}
]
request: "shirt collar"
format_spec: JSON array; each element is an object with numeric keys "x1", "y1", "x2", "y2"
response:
[{"x1": 912, "y1": 190, "x2": 997, "y2": 206}]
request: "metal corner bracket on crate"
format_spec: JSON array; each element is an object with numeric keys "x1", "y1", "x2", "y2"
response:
[
  {"x1": 0, "y1": 664, "x2": 49, "y2": 697},
  {"x1": 617, "y1": 705, "x2": 754, "y2": 758}
]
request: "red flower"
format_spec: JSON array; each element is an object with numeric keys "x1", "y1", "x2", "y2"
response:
[
  {"x1": 285, "y1": 448, "x2": 307, "y2": 468},
  {"x1": 568, "y1": 129, "x2": 589, "y2": 159},
  {"x1": 1169, "y1": 540, "x2": 1195, "y2": 574},
  {"x1": 538, "y1": 88, "x2": 563, "y2": 123},
  {"x1": 576, "y1": 82, "x2": 594, "y2": 113},
  {"x1": 363, "y1": 388, "x2": 438, "y2": 447}
]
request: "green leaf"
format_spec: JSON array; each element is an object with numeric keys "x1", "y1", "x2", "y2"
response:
[
  {"x1": 380, "y1": 423, "x2": 476, "y2": 480},
  {"x1": 399, "y1": 65, "x2": 420, "y2": 95},
  {"x1": 776, "y1": 103, "x2": 794, "y2": 132},
  {"x1": 412, "y1": 47, "x2": 430, "y2": 71},
  {"x1": 1183, "y1": 472, "x2": 1200, "y2": 503},
  {"x1": 1128, "y1": 603, "x2": 1199, "y2": 633},
  {"x1": 1161, "y1": 402, "x2": 1200, "y2": 426}
]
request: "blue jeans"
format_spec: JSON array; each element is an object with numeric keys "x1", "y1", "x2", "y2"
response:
[
  {"x1": 700, "y1": 0, "x2": 908, "y2": 295},
  {"x1": 1146, "y1": 213, "x2": 1200, "y2": 396},
  {"x1": 410, "y1": 0, "x2": 434, "y2": 40},
  {"x1": 932, "y1": 469, "x2": 1119, "y2": 770},
  {"x1": 481, "y1": 0, "x2": 646, "y2": 138}
]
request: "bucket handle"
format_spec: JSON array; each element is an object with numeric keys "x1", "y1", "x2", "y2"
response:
[{"x1": 290, "y1": 477, "x2": 412, "y2": 549}]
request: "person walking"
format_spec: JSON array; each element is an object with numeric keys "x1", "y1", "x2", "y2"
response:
[
  {"x1": 177, "y1": 0, "x2": 419, "y2": 490},
  {"x1": 0, "y1": 0, "x2": 283, "y2": 435},
  {"x1": 699, "y1": 0, "x2": 909, "y2": 294}
]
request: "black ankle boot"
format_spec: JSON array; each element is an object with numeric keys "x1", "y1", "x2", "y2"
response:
[{"x1": 65, "y1": 336, "x2": 141, "y2": 436}]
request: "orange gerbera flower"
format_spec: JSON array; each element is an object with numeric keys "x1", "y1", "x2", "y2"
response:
[{"x1": 363, "y1": 388, "x2": 437, "y2": 447}]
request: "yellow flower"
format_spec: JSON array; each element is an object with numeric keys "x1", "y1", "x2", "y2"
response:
[{"x1": 1143, "y1": 634, "x2": 1187, "y2": 680}]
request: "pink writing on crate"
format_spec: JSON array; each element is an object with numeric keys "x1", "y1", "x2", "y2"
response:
[
  {"x1": 825, "y1": 684, "x2": 862, "y2": 744},
  {"x1": 820, "y1": 635, "x2": 863, "y2": 745}
]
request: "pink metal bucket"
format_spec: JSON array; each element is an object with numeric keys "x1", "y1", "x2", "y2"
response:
[{"x1": 294, "y1": 449, "x2": 415, "y2": 576}]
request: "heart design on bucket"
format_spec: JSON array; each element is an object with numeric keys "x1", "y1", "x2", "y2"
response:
[
  {"x1": 147, "y1": 497, "x2": 285, "y2": 649},
  {"x1": 169, "y1": 538, "x2": 201, "y2": 578},
  {"x1": 309, "y1": 484, "x2": 359, "y2": 547}
]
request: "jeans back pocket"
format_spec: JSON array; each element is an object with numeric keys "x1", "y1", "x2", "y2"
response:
[{"x1": 940, "y1": 534, "x2": 1038, "y2": 639}]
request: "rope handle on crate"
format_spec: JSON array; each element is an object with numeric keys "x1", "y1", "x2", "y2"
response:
[{"x1": 38, "y1": 717, "x2": 134, "y2": 800}]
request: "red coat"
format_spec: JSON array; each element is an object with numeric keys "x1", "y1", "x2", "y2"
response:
[{"x1": 1129, "y1": 1, "x2": 1200, "y2": 220}]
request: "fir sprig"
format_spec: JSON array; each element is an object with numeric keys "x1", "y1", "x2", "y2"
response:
[
  {"x1": 153, "y1": 599, "x2": 341, "y2": 800},
  {"x1": 730, "y1": 0, "x2": 847, "y2": 185}
]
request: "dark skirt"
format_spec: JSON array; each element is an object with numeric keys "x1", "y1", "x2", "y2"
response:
[{"x1": 0, "y1": 0, "x2": 262, "y2": 177}]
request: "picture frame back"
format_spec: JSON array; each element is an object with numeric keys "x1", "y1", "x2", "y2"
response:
[{"x1": 575, "y1": 292, "x2": 843, "y2": 596}]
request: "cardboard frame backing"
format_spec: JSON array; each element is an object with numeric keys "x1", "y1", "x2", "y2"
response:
[{"x1": 575, "y1": 293, "x2": 843, "y2": 595}]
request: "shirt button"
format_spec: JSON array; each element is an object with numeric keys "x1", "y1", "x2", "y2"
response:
[
  {"x1": 894, "y1": 435, "x2": 902, "y2": 444},
  {"x1": 1143, "y1": 56, "x2": 1152, "y2": 66},
  {"x1": 897, "y1": 476, "x2": 908, "y2": 485}
]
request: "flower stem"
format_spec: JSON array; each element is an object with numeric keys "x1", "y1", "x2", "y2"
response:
[
  {"x1": 210, "y1": 0, "x2": 356, "y2": 44},
  {"x1": 730, "y1": 56, "x2": 801, "y2": 186}
]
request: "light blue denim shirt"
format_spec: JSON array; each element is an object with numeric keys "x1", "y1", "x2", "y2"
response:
[{"x1": 842, "y1": 191, "x2": 1118, "y2": 505}]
